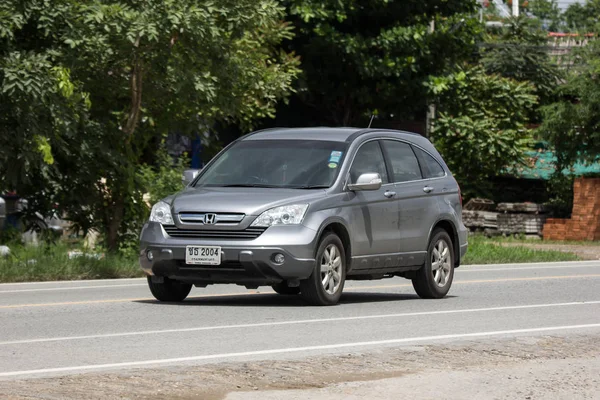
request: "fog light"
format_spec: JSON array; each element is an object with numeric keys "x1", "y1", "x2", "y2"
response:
[
  {"x1": 273, "y1": 253, "x2": 285, "y2": 265},
  {"x1": 147, "y1": 251, "x2": 154, "y2": 261}
]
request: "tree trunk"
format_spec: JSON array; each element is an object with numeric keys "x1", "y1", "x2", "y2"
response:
[
  {"x1": 332, "y1": 97, "x2": 353, "y2": 127},
  {"x1": 105, "y1": 194, "x2": 125, "y2": 253},
  {"x1": 123, "y1": 60, "x2": 143, "y2": 138},
  {"x1": 110, "y1": 51, "x2": 142, "y2": 251}
]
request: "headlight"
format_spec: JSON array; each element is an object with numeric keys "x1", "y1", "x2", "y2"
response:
[
  {"x1": 149, "y1": 201, "x2": 174, "y2": 225},
  {"x1": 251, "y1": 204, "x2": 308, "y2": 227}
]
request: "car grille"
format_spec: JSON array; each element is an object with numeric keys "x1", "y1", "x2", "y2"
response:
[
  {"x1": 162, "y1": 225, "x2": 266, "y2": 240},
  {"x1": 178, "y1": 212, "x2": 245, "y2": 225}
]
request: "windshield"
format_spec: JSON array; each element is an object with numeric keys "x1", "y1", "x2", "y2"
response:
[{"x1": 194, "y1": 140, "x2": 347, "y2": 189}]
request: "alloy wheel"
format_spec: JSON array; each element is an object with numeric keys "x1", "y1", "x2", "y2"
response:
[
  {"x1": 320, "y1": 244, "x2": 343, "y2": 295},
  {"x1": 431, "y1": 239, "x2": 452, "y2": 287}
]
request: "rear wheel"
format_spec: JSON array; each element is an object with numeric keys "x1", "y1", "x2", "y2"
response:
[
  {"x1": 300, "y1": 232, "x2": 346, "y2": 306},
  {"x1": 272, "y1": 282, "x2": 301, "y2": 295},
  {"x1": 412, "y1": 229, "x2": 454, "y2": 299},
  {"x1": 147, "y1": 277, "x2": 192, "y2": 302}
]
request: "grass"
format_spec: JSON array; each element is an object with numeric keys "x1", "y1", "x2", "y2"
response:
[
  {"x1": 0, "y1": 242, "x2": 141, "y2": 283},
  {"x1": 462, "y1": 235, "x2": 581, "y2": 265},
  {"x1": 485, "y1": 235, "x2": 600, "y2": 247},
  {"x1": 0, "y1": 235, "x2": 584, "y2": 282}
]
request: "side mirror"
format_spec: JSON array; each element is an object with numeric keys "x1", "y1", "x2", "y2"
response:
[
  {"x1": 182, "y1": 169, "x2": 200, "y2": 186},
  {"x1": 347, "y1": 173, "x2": 382, "y2": 191}
]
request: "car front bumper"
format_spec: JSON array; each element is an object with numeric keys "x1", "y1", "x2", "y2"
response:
[{"x1": 139, "y1": 222, "x2": 318, "y2": 286}]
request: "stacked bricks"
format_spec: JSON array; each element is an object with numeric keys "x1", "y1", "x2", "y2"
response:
[{"x1": 543, "y1": 178, "x2": 600, "y2": 241}]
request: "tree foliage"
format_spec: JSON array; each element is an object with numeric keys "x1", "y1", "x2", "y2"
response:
[
  {"x1": 481, "y1": 17, "x2": 561, "y2": 108},
  {"x1": 539, "y1": 39, "x2": 600, "y2": 169},
  {"x1": 275, "y1": 0, "x2": 481, "y2": 126},
  {"x1": 524, "y1": 0, "x2": 562, "y2": 31},
  {"x1": 428, "y1": 67, "x2": 537, "y2": 198},
  {"x1": 0, "y1": 0, "x2": 300, "y2": 251},
  {"x1": 563, "y1": 0, "x2": 600, "y2": 33}
]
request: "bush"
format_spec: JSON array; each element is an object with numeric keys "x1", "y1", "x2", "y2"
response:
[
  {"x1": 546, "y1": 172, "x2": 574, "y2": 218},
  {"x1": 0, "y1": 242, "x2": 140, "y2": 283},
  {"x1": 138, "y1": 144, "x2": 189, "y2": 207},
  {"x1": 113, "y1": 143, "x2": 189, "y2": 256}
]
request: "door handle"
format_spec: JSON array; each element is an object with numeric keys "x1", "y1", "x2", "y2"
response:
[
  {"x1": 384, "y1": 190, "x2": 396, "y2": 198},
  {"x1": 423, "y1": 186, "x2": 434, "y2": 194}
]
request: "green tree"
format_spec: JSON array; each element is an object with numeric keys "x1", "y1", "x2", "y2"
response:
[
  {"x1": 525, "y1": 0, "x2": 562, "y2": 31},
  {"x1": 0, "y1": 0, "x2": 300, "y2": 251},
  {"x1": 481, "y1": 17, "x2": 561, "y2": 109},
  {"x1": 563, "y1": 0, "x2": 600, "y2": 33},
  {"x1": 539, "y1": 39, "x2": 600, "y2": 170},
  {"x1": 275, "y1": 0, "x2": 481, "y2": 126},
  {"x1": 428, "y1": 67, "x2": 537, "y2": 198}
]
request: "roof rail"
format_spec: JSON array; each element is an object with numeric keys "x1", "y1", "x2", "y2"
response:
[
  {"x1": 345, "y1": 128, "x2": 421, "y2": 143},
  {"x1": 345, "y1": 128, "x2": 381, "y2": 143},
  {"x1": 237, "y1": 127, "x2": 287, "y2": 142}
]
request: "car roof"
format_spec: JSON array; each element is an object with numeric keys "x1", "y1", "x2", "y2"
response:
[
  {"x1": 241, "y1": 127, "x2": 424, "y2": 143},
  {"x1": 242, "y1": 127, "x2": 359, "y2": 142}
]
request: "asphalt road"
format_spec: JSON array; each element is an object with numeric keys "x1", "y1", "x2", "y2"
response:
[{"x1": 1, "y1": 260, "x2": 599, "y2": 381}]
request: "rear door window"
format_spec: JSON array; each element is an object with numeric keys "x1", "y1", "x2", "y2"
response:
[
  {"x1": 381, "y1": 140, "x2": 422, "y2": 183},
  {"x1": 413, "y1": 147, "x2": 446, "y2": 178}
]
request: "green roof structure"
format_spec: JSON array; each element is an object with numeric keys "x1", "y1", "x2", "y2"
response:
[{"x1": 509, "y1": 149, "x2": 600, "y2": 180}]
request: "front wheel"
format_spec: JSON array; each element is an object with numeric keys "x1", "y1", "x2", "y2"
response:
[
  {"x1": 300, "y1": 232, "x2": 346, "y2": 306},
  {"x1": 412, "y1": 229, "x2": 455, "y2": 299},
  {"x1": 147, "y1": 277, "x2": 192, "y2": 302}
]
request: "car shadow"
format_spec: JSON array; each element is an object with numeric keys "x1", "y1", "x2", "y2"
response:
[{"x1": 135, "y1": 292, "x2": 456, "y2": 307}]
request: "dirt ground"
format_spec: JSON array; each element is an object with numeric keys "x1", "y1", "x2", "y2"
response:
[{"x1": 1, "y1": 334, "x2": 599, "y2": 400}]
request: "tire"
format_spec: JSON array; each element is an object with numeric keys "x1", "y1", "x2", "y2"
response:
[
  {"x1": 412, "y1": 228, "x2": 455, "y2": 299},
  {"x1": 272, "y1": 282, "x2": 301, "y2": 295},
  {"x1": 147, "y1": 277, "x2": 192, "y2": 302},
  {"x1": 300, "y1": 232, "x2": 346, "y2": 306}
]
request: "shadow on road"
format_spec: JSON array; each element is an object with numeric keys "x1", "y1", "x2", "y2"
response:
[{"x1": 134, "y1": 292, "x2": 439, "y2": 307}]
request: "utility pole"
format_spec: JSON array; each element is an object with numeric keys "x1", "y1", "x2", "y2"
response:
[
  {"x1": 425, "y1": 19, "x2": 435, "y2": 139},
  {"x1": 512, "y1": 0, "x2": 519, "y2": 17}
]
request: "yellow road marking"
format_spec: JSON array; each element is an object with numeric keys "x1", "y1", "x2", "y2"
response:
[
  {"x1": 0, "y1": 291, "x2": 264, "y2": 309},
  {"x1": 1, "y1": 274, "x2": 599, "y2": 309}
]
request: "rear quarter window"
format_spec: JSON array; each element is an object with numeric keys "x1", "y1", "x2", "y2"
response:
[{"x1": 413, "y1": 147, "x2": 446, "y2": 178}]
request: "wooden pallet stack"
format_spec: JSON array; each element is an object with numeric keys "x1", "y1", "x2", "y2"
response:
[
  {"x1": 497, "y1": 203, "x2": 548, "y2": 236},
  {"x1": 462, "y1": 199, "x2": 498, "y2": 232},
  {"x1": 462, "y1": 199, "x2": 549, "y2": 237}
]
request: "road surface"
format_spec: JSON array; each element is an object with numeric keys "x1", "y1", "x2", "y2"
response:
[{"x1": 0, "y1": 260, "x2": 599, "y2": 398}]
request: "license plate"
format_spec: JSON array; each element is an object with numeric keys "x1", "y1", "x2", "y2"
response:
[{"x1": 185, "y1": 246, "x2": 221, "y2": 265}]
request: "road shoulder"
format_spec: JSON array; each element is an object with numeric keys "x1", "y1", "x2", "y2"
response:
[{"x1": 1, "y1": 333, "x2": 598, "y2": 399}]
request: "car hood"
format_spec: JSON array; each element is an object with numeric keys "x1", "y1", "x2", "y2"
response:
[{"x1": 168, "y1": 186, "x2": 325, "y2": 216}]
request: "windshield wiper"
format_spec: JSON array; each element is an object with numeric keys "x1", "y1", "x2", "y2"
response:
[
  {"x1": 218, "y1": 184, "x2": 282, "y2": 188},
  {"x1": 291, "y1": 185, "x2": 330, "y2": 189}
]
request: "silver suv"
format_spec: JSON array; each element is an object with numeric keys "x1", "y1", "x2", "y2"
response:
[{"x1": 139, "y1": 128, "x2": 468, "y2": 305}]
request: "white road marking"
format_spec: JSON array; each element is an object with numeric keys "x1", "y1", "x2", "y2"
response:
[
  {"x1": 0, "y1": 278, "x2": 145, "y2": 287},
  {"x1": 1, "y1": 323, "x2": 599, "y2": 378},
  {"x1": 461, "y1": 260, "x2": 600, "y2": 268},
  {"x1": 0, "y1": 283, "x2": 147, "y2": 294},
  {"x1": 457, "y1": 264, "x2": 600, "y2": 273},
  {"x1": 1, "y1": 301, "x2": 598, "y2": 346}
]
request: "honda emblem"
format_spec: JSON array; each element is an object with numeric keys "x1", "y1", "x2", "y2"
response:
[{"x1": 203, "y1": 213, "x2": 217, "y2": 224}]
